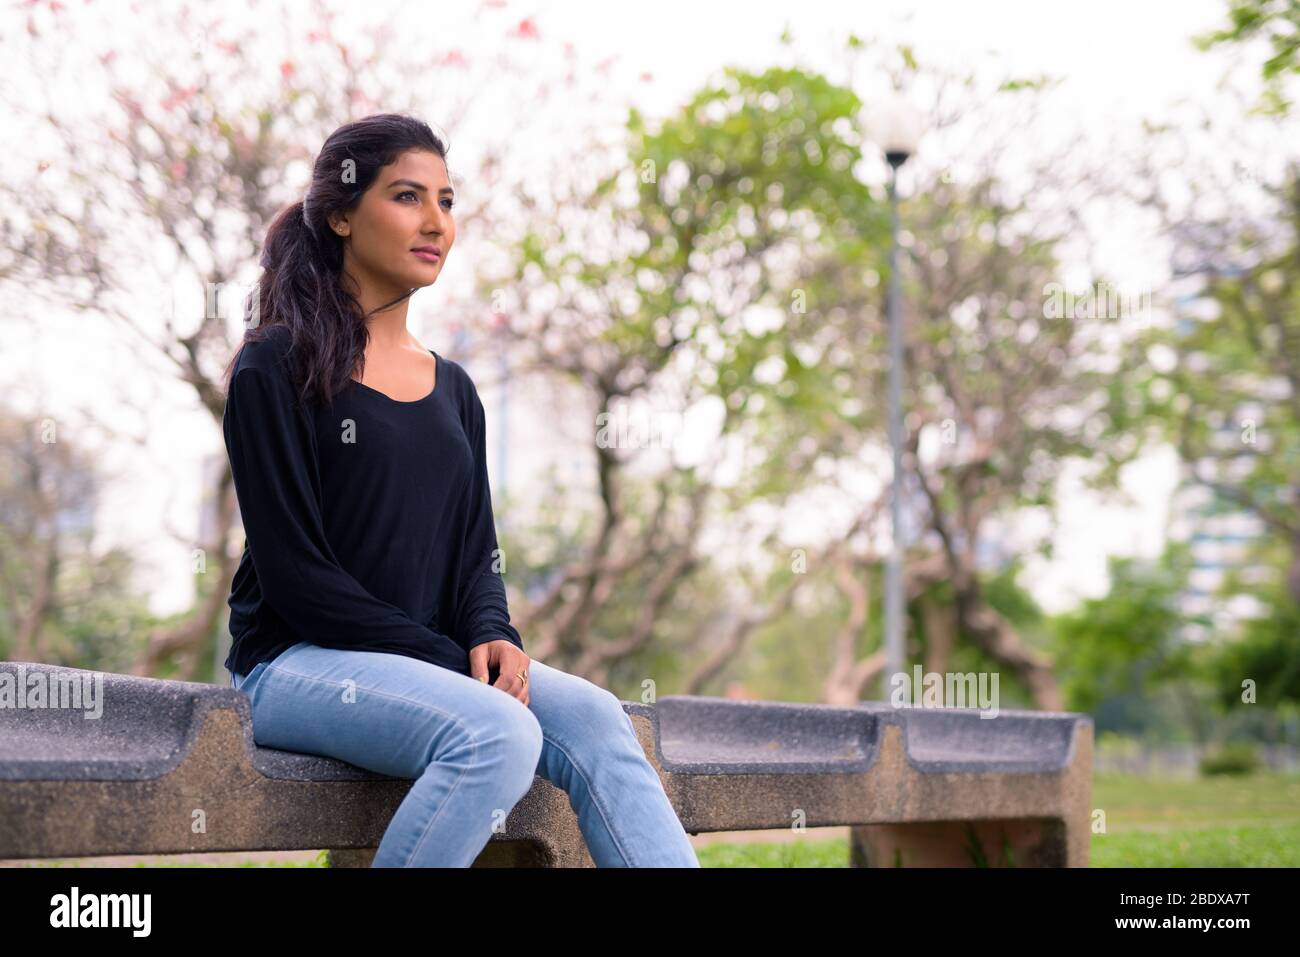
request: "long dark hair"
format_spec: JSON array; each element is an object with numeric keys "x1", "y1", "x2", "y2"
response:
[{"x1": 222, "y1": 112, "x2": 451, "y2": 408}]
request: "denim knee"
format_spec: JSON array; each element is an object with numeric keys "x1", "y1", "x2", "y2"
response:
[
  {"x1": 473, "y1": 695, "x2": 544, "y2": 792},
  {"x1": 588, "y1": 685, "x2": 638, "y2": 740},
  {"x1": 507, "y1": 700, "x2": 545, "y2": 776}
]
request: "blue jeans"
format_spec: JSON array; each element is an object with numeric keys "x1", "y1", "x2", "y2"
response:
[{"x1": 229, "y1": 641, "x2": 699, "y2": 867}]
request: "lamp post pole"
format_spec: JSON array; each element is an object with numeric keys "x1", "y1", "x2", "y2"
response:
[{"x1": 882, "y1": 145, "x2": 911, "y2": 703}]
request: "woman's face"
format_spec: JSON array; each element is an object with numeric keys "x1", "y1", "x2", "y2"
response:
[{"x1": 329, "y1": 148, "x2": 456, "y2": 296}]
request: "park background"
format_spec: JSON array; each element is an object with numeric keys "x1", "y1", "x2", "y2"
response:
[{"x1": 1, "y1": 0, "x2": 1298, "y2": 866}]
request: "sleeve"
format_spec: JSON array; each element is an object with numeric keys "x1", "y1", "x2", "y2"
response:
[
  {"x1": 224, "y1": 364, "x2": 470, "y2": 674},
  {"x1": 452, "y1": 381, "x2": 525, "y2": 654}
]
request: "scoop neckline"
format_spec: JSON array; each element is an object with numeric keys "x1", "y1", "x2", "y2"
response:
[{"x1": 350, "y1": 350, "x2": 441, "y2": 405}]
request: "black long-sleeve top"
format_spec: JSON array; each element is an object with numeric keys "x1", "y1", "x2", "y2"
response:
[{"x1": 222, "y1": 323, "x2": 523, "y2": 679}]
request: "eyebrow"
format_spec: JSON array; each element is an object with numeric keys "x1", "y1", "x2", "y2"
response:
[{"x1": 387, "y1": 178, "x2": 455, "y2": 196}]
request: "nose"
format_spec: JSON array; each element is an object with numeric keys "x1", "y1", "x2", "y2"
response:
[{"x1": 424, "y1": 208, "x2": 449, "y2": 236}]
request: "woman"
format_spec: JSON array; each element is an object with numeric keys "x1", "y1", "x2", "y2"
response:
[{"x1": 220, "y1": 113, "x2": 698, "y2": 868}]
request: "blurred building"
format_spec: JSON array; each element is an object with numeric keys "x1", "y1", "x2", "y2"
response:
[{"x1": 1164, "y1": 267, "x2": 1275, "y2": 642}]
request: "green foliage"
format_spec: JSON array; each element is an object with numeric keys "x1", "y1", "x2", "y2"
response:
[
  {"x1": 982, "y1": 560, "x2": 1048, "y2": 632},
  {"x1": 1199, "y1": 742, "x2": 1262, "y2": 776},
  {"x1": 1211, "y1": 589, "x2": 1300, "y2": 708},
  {"x1": 491, "y1": 56, "x2": 1208, "y2": 701},
  {"x1": 1195, "y1": 0, "x2": 1300, "y2": 114},
  {"x1": 961, "y1": 823, "x2": 1017, "y2": 867},
  {"x1": 912, "y1": 563, "x2": 1052, "y2": 709},
  {"x1": 734, "y1": 553, "x2": 877, "y2": 701},
  {"x1": 1048, "y1": 542, "x2": 1201, "y2": 715},
  {"x1": 1128, "y1": 223, "x2": 1300, "y2": 519},
  {"x1": 1113, "y1": 172, "x2": 1300, "y2": 720},
  {"x1": 494, "y1": 64, "x2": 897, "y2": 512}
]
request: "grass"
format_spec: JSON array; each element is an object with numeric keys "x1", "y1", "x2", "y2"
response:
[
  {"x1": 1088, "y1": 822, "x2": 1300, "y2": 867},
  {"x1": 695, "y1": 837, "x2": 850, "y2": 868},
  {"x1": 694, "y1": 771, "x2": 1300, "y2": 867},
  {"x1": 1087, "y1": 770, "x2": 1300, "y2": 867}
]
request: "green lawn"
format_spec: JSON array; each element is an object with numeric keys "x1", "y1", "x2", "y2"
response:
[
  {"x1": 695, "y1": 838, "x2": 849, "y2": 867},
  {"x1": 692, "y1": 771, "x2": 1300, "y2": 867},
  {"x1": 1087, "y1": 770, "x2": 1300, "y2": 867}
]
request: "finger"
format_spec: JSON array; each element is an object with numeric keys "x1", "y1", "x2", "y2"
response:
[
  {"x1": 494, "y1": 671, "x2": 526, "y2": 702},
  {"x1": 491, "y1": 667, "x2": 515, "y2": 695},
  {"x1": 469, "y1": 645, "x2": 490, "y2": 684},
  {"x1": 517, "y1": 655, "x2": 531, "y2": 705},
  {"x1": 508, "y1": 652, "x2": 531, "y2": 704}
]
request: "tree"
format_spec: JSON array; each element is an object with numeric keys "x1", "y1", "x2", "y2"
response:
[
  {"x1": 482, "y1": 44, "x2": 1151, "y2": 708},
  {"x1": 1212, "y1": 584, "x2": 1300, "y2": 710},
  {"x1": 1049, "y1": 543, "x2": 1209, "y2": 741},
  {"x1": 481, "y1": 61, "x2": 891, "y2": 690},
  {"x1": 0, "y1": 407, "x2": 155, "y2": 669},
  {"x1": 1195, "y1": 0, "x2": 1300, "y2": 115},
  {"x1": 1121, "y1": 159, "x2": 1300, "y2": 609},
  {"x1": 876, "y1": 58, "x2": 1152, "y2": 710}
]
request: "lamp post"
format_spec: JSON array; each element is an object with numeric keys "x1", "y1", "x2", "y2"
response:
[{"x1": 870, "y1": 97, "x2": 921, "y2": 703}]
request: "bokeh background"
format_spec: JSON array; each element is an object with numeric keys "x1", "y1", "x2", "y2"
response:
[{"x1": 2, "y1": 0, "x2": 1298, "y2": 866}]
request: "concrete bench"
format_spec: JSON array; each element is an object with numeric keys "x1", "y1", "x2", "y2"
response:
[{"x1": 0, "y1": 661, "x2": 1093, "y2": 866}]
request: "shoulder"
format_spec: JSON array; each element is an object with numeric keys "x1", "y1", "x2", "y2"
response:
[
  {"x1": 227, "y1": 325, "x2": 302, "y2": 414},
  {"x1": 435, "y1": 354, "x2": 488, "y2": 437},
  {"x1": 233, "y1": 323, "x2": 294, "y2": 378},
  {"x1": 436, "y1": 353, "x2": 483, "y2": 406}
]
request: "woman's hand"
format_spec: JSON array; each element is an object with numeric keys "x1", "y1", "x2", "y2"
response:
[{"x1": 469, "y1": 640, "x2": 531, "y2": 707}]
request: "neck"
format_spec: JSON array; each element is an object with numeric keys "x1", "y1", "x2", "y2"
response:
[
  {"x1": 341, "y1": 265, "x2": 414, "y2": 349},
  {"x1": 363, "y1": 305, "x2": 413, "y2": 349}
]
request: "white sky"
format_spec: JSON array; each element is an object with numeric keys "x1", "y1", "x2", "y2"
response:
[{"x1": 1, "y1": 0, "x2": 1283, "y2": 621}]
